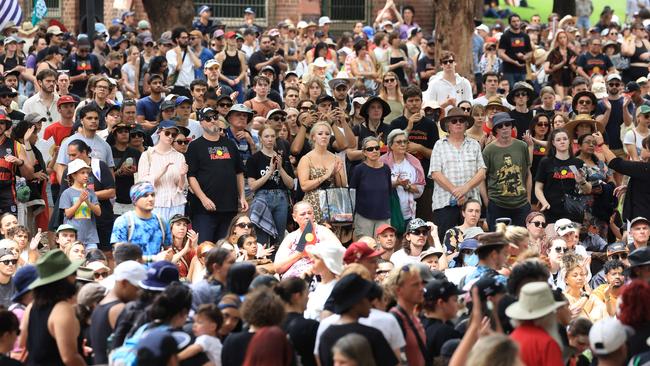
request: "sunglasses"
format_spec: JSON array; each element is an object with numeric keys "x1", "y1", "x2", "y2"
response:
[
  {"x1": 0, "y1": 259, "x2": 17, "y2": 266},
  {"x1": 608, "y1": 83, "x2": 622, "y2": 87},
  {"x1": 514, "y1": 92, "x2": 528, "y2": 97},
  {"x1": 218, "y1": 103, "x2": 233, "y2": 108},
  {"x1": 174, "y1": 139, "x2": 189, "y2": 145},
  {"x1": 94, "y1": 271, "x2": 109, "y2": 279},
  {"x1": 460, "y1": 107, "x2": 471, "y2": 112},
  {"x1": 537, "y1": 122, "x2": 550, "y2": 127},
  {"x1": 383, "y1": 78, "x2": 396, "y2": 83},
  {"x1": 530, "y1": 221, "x2": 547, "y2": 228},
  {"x1": 409, "y1": 229, "x2": 429, "y2": 236},
  {"x1": 130, "y1": 133, "x2": 144, "y2": 138},
  {"x1": 495, "y1": 122, "x2": 512, "y2": 129},
  {"x1": 449, "y1": 118, "x2": 465, "y2": 125},
  {"x1": 364, "y1": 146, "x2": 380, "y2": 152},
  {"x1": 163, "y1": 130, "x2": 178, "y2": 138},
  {"x1": 609, "y1": 253, "x2": 628, "y2": 261},
  {"x1": 203, "y1": 114, "x2": 219, "y2": 122},
  {"x1": 393, "y1": 139, "x2": 408, "y2": 145},
  {"x1": 270, "y1": 116, "x2": 287, "y2": 122},
  {"x1": 577, "y1": 99, "x2": 593, "y2": 105},
  {"x1": 236, "y1": 222, "x2": 254, "y2": 229},
  {"x1": 441, "y1": 59, "x2": 454, "y2": 65},
  {"x1": 460, "y1": 249, "x2": 475, "y2": 255},
  {"x1": 554, "y1": 247, "x2": 568, "y2": 253}
]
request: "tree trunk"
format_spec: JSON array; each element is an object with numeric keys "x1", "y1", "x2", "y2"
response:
[
  {"x1": 141, "y1": 0, "x2": 195, "y2": 38},
  {"x1": 433, "y1": 0, "x2": 475, "y2": 76},
  {"x1": 553, "y1": 0, "x2": 576, "y2": 17}
]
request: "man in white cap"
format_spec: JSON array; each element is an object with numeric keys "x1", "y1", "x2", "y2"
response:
[
  {"x1": 89, "y1": 260, "x2": 146, "y2": 364},
  {"x1": 589, "y1": 318, "x2": 630, "y2": 365},
  {"x1": 506, "y1": 282, "x2": 565, "y2": 365},
  {"x1": 318, "y1": 16, "x2": 335, "y2": 43},
  {"x1": 595, "y1": 74, "x2": 632, "y2": 162},
  {"x1": 628, "y1": 216, "x2": 650, "y2": 251}
]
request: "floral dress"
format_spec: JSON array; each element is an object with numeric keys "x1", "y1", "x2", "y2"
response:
[{"x1": 303, "y1": 166, "x2": 333, "y2": 224}]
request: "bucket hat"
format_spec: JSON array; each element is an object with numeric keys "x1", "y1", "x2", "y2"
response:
[{"x1": 29, "y1": 249, "x2": 84, "y2": 289}]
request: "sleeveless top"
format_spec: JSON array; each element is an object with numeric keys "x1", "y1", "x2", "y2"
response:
[
  {"x1": 89, "y1": 300, "x2": 122, "y2": 364},
  {"x1": 222, "y1": 51, "x2": 242, "y2": 77},
  {"x1": 27, "y1": 305, "x2": 66, "y2": 365},
  {"x1": 389, "y1": 54, "x2": 407, "y2": 86},
  {"x1": 631, "y1": 41, "x2": 649, "y2": 64}
]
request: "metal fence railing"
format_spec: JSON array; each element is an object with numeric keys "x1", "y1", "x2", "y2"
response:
[{"x1": 194, "y1": 0, "x2": 267, "y2": 26}]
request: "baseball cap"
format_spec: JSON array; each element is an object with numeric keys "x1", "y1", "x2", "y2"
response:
[
  {"x1": 204, "y1": 59, "x2": 220, "y2": 69},
  {"x1": 121, "y1": 10, "x2": 135, "y2": 19},
  {"x1": 213, "y1": 29, "x2": 225, "y2": 39},
  {"x1": 637, "y1": 105, "x2": 650, "y2": 116},
  {"x1": 197, "y1": 5, "x2": 210, "y2": 15},
  {"x1": 157, "y1": 120, "x2": 180, "y2": 132},
  {"x1": 424, "y1": 279, "x2": 465, "y2": 302},
  {"x1": 375, "y1": 224, "x2": 396, "y2": 236},
  {"x1": 137, "y1": 328, "x2": 191, "y2": 364},
  {"x1": 113, "y1": 260, "x2": 147, "y2": 287},
  {"x1": 607, "y1": 242, "x2": 627, "y2": 254},
  {"x1": 625, "y1": 81, "x2": 641, "y2": 93},
  {"x1": 139, "y1": 261, "x2": 179, "y2": 291},
  {"x1": 606, "y1": 74, "x2": 622, "y2": 83},
  {"x1": 407, "y1": 218, "x2": 429, "y2": 233},
  {"x1": 630, "y1": 216, "x2": 650, "y2": 228},
  {"x1": 225, "y1": 31, "x2": 237, "y2": 39},
  {"x1": 137, "y1": 20, "x2": 150, "y2": 30},
  {"x1": 589, "y1": 318, "x2": 633, "y2": 356},
  {"x1": 343, "y1": 241, "x2": 385, "y2": 264},
  {"x1": 319, "y1": 16, "x2": 331, "y2": 27},
  {"x1": 244, "y1": 7, "x2": 255, "y2": 14},
  {"x1": 56, "y1": 224, "x2": 77, "y2": 233},
  {"x1": 175, "y1": 95, "x2": 191, "y2": 106},
  {"x1": 476, "y1": 24, "x2": 490, "y2": 33},
  {"x1": 555, "y1": 218, "x2": 579, "y2": 236}
]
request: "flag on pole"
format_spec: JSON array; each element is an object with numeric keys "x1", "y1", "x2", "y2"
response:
[
  {"x1": 0, "y1": 0, "x2": 23, "y2": 31},
  {"x1": 32, "y1": 0, "x2": 47, "y2": 25}
]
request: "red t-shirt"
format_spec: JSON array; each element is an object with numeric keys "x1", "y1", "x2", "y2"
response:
[
  {"x1": 43, "y1": 121, "x2": 74, "y2": 184},
  {"x1": 510, "y1": 323, "x2": 564, "y2": 366}
]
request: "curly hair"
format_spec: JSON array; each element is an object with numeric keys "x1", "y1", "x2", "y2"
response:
[
  {"x1": 560, "y1": 252, "x2": 583, "y2": 274},
  {"x1": 619, "y1": 280, "x2": 650, "y2": 328},
  {"x1": 241, "y1": 289, "x2": 286, "y2": 327}
]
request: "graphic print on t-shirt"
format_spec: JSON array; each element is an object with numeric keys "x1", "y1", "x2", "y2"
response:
[
  {"x1": 209, "y1": 146, "x2": 231, "y2": 160},
  {"x1": 495, "y1": 154, "x2": 525, "y2": 196},
  {"x1": 72, "y1": 197, "x2": 91, "y2": 219}
]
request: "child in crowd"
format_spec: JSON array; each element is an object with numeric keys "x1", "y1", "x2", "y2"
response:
[
  {"x1": 59, "y1": 159, "x2": 102, "y2": 249},
  {"x1": 179, "y1": 303, "x2": 224, "y2": 365}
]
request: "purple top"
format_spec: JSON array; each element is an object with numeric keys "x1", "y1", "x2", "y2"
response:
[{"x1": 399, "y1": 22, "x2": 420, "y2": 39}]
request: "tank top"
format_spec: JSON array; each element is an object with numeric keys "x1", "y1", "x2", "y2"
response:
[
  {"x1": 27, "y1": 304, "x2": 65, "y2": 366},
  {"x1": 222, "y1": 50, "x2": 241, "y2": 77},
  {"x1": 89, "y1": 300, "x2": 122, "y2": 364},
  {"x1": 631, "y1": 41, "x2": 648, "y2": 63},
  {"x1": 389, "y1": 55, "x2": 407, "y2": 85}
]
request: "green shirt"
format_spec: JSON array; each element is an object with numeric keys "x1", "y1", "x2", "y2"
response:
[{"x1": 483, "y1": 139, "x2": 530, "y2": 208}]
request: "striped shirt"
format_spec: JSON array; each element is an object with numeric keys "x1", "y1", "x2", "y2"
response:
[{"x1": 137, "y1": 146, "x2": 187, "y2": 207}]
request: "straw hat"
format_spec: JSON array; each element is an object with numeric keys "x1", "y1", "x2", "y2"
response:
[
  {"x1": 564, "y1": 114, "x2": 604, "y2": 140},
  {"x1": 439, "y1": 107, "x2": 474, "y2": 132},
  {"x1": 485, "y1": 96, "x2": 510, "y2": 113},
  {"x1": 505, "y1": 282, "x2": 567, "y2": 320}
]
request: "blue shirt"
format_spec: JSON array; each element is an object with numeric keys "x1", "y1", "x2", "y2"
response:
[
  {"x1": 110, "y1": 211, "x2": 171, "y2": 256},
  {"x1": 465, "y1": 264, "x2": 507, "y2": 286},
  {"x1": 195, "y1": 47, "x2": 215, "y2": 80},
  {"x1": 60, "y1": 187, "x2": 100, "y2": 246},
  {"x1": 136, "y1": 96, "x2": 163, "y2": 122}
]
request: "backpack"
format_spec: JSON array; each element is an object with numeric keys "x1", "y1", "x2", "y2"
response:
[
  {"x1": 125, "y1": 210, "x2": 166, "y2": 245},
  {"x1": 108, "y1": 323, "x2": 169, "y2": 366}
]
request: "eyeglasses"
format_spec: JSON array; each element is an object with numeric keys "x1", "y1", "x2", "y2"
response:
[
  {"x1": 441, "y1": 59, "x2": 454, "y2": 65},
  {"x1": 94, "y1": 271, "x2": 109, "y2": 279},
  {"x1": 577, "y1": 99, "x2": 592, "y2": 105},
  {"x1": 530, "y1": 221, "x2": 547, "y2": 228},
  {"x1": 218, "y1": 103, "x2": 233, "y2": 108},
  {"x1": 383, "y1": 78, "x2": 396, "y2": 83},
  {"x1": 236, "y1": 222, "x2": 254, "y2": 229},
  {"x1": 460, "y1": 107, "x2": 471, "y2": 112},
  {"x1": 393, "y1": 139, "x2": 408, "y2": 145},
  {"x1": 409, "y1": 229, "x2": 429, "y2": 236},
  {"x1": 609, "y1": 253, "x2": 628, "y2": 261},
  {"x1": 163, "y1": 130, "x2": 178, "y2": 138},
  {"x1": 270, "y1": 116, "x2": 287, "y2": 122},
  {"x1": 449, "y1": 118, "x2": 465, "y2": 125},
  {"x1": 364, "y1": 146, "x2": 380, "y2": 152},
  {"x1": 554, "y1": 247, "x2": 568, "y2": 253},
  {"x1": 174, "y1": 139, "x2": 189, "y2": 145},
  {"x1": 514, "y1": 92, "x2": 528, "y2": 97},
  {"x1": 495, "y1": 122, "x2": 512, "y2": 129},
  {"x1": 0, "y1": 259, "x2": 17, "y2": 266}
]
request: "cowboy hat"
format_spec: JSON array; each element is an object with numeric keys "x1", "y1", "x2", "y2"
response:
[
  {"x1": 485, "y1": 96, "x2": 510, "y2": 113},
  {"x1": 440, "y1": 107, "x2": 474, "y2": 132},
  {"x1": 28, "y1": 249, "x2": 84, "y2": 289},
  {"x1": 360, "y1": 96, "x2": 391, "y2": 120},
  {"x1": 571, "y1": 91, "x2": 598, "y2": 113},
  {"x1": 507, "y1": 81, "x2": 537, "y2": 107},
  {"x1": 505, "y1": 281, "x2": 567, "y2": 320},
  {"x1": 564, "y1": 114, "x2": 604, "y2": 140}
]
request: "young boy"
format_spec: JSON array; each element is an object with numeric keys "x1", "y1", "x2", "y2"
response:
[
  {"x1": 244, "y1": 75, "x2": 279, "y2": 118},
  {"x1": 179, "y1": 304, "x2": 223, "y2": 365}
]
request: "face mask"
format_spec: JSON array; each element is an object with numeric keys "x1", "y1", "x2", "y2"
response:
[{"x1": 465, "y1": 253, "x2": 479, "y2": 267}]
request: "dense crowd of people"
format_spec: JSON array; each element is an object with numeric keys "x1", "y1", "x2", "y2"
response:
[{"x1": 0, "y1": 1, "x2": 650, "y2": 365}]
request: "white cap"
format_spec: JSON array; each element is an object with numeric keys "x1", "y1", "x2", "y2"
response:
[
  {"x1": 312, "y1": 57, "x2": 328, "y2": 68},
  {"x1": 113, "y1": 260, "x2": 147, "y2": 287},
  {"x1": 589, "y1": 318, "x2": 633, "y2": 356},
  {"x1": 606, "y1": 73, "x2": 622, "y2": 82},
  {"x1": 476, "y1": 24, "x2": 489, "y2": 34},
  {"x1": 86, "y1": 261, "x2": 110, "y2": 273},
  {"x1": 380, "y1": 19, "x2": 394, "y2": 29},
  {"x1": 67, "y1": 159, "x2": 90, "y2": 176},
  {"x1": 318, "y1": 16, "x2": 331, "y2": 27},
  {"x1": 306, "y1": 240, "x2": 345, "y2": 275},
  {"x1": 555, "y1": 218, "x2": 579, "y2": 236},
  {"x1": 204, "y1": 59, "x2": 220, "y2": 69},
  {"x1": 297, "y1": 21, "x2": 308, "y2": 29}
]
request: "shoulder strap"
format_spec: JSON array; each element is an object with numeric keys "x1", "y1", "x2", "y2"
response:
[
  {"x1": 156, "y1": 214, "x2": 166, "y2": 245},
  {"x1": 396, "y1": 306, "x2": 431, "y2": 366}
]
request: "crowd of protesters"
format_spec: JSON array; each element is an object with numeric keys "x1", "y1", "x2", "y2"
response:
[{"x1": 1, "y1": 1, "x2": 650, "y2": 365}]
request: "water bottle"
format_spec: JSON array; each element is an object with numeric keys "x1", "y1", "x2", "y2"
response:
[{"x1": 449, "y1": 197, "x2": 457, "y2": 207}]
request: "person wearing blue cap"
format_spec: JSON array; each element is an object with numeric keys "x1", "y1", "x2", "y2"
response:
[
  {"x1": 173, "y1": 95, "x2": 204, "y2": 141},
  {"x1": 192, "y1": 5, "x2": 213, "y2": 36}
]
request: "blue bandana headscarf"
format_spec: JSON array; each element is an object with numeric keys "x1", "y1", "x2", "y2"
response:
[{"x1": 130, "y1": 181, "x2": 155, "y2": 203}]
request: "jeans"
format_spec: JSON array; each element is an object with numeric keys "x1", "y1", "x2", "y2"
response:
[
  {"x1": 486, "y1": 201, "x2": 531, "y2": 231},
  {"x1": 502, "y1": 72, "x2": 526, "y2": 88},
  {"x1": 223, "y1": 75, "x2": 245, "y2": 103},
  {"x1": 253, "y1": 189, "x2": 289, "y2": 246},
  {"x1": 577, "y1": 16, "x2": 590, "y2": 31},
  {"x1": 192, "y1": 211, "x2": 236, "y2": 243}
]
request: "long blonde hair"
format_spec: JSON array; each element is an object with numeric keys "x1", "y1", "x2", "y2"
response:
[{"x1": 378, "y1": 71, "x2": 403, "y2": 104}]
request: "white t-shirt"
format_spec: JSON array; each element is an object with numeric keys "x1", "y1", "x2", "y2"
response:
[
  {"x1": 623, "y1": 129, "x2": 649, "y2": 156},
  {"x1": 304, "y1": 280, "x2": 337, "y2": 320},
  {"x1": 195, "y1": 334, "x2": 222, "y2": 365},
  {"x1": 390, "y1": 249, "x2": 420, "y2": 267},
  {"x1": 314, "y1": 309, "x2": 405, "y2": 355},
  {"x1": 392, "y1": 159, "x2": 417, "y2": 219}
]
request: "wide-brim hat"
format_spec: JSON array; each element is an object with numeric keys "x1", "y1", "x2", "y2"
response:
[
  {"x1": 329, "y1": 273, "x2": 373, "y2": 314},
  {"x1": 475, "y1": 232, "x2": 508, "y2": 253},
  {"x1": 306, "y1": 241, "x2": 345, "y2": 275},
  {"x1": 505, "y1": 282, "x2": 567, "y2": 320},
  {"x1": 29, "y1": 249, "x2": 84, "y2": 289},
  {"x1": 628, "y1": 246, "x2": 650, "y2": 270},
  {"x1": 571, "y1": 91, "x2": 598, "y2": 113},
  {"x1": 440, "y1": 107, "x2": 475, "y2": 132},
  {"x1": 485, "y1": 96, "x2": 510, "y2": 113},
  {"x1": 506, "y1": 81, "x2": 537, "y2": 107},
  {"x1": 564, "y1": 114, "x2": 604, "y2": 140},
  {"x1": 360, "y1": 96, "x2": 391, "y2": 120},
  {"x1": 11, "y1": 265, "x2": 38, "y2": 302},
  {"x1": 225, "y1": 104, "x2": 254, "y2": 123}
]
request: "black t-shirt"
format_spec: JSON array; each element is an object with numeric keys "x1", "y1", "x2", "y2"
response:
[
  {"x1": 498, "y1": 29, "x2": 532, "y2": 74},
  {"x1": 102, "y1": 65, "x2": 122, "y2": 81},
  {"x1": 390, "y1": 115, "x2": 439, "y2": 171},
  {"x1": 509, "y1": 109, "x2": 534, "y2": 140},
  {"x1": 186, "y1": 136, "x2": 244, "y2": 214},
  {"x1": 318, "y1": 322, "x2": 398, "y2": 366},
  {"x1": 246, "y1": 149, "x2": 293, "y2": 191},
  {"x1": 421, "y1": 316, "x2": 461, "y2": 359},
  {"x1": 221, "y1": 331, "x2": 255, "y2": 366},
  {"x1": 111, "y1": 146, "x2": 141, "y2": 204},
  {"x1": 532, "y1": 107, "x2": 555, "y2": 122},
  {"x1": 63, "y1": 53, "x2": 102, "y2": 97},
  {"x1": 283, "y1": 312, "x2": 319, "y2": 366},
  {"x1": 0, "y1": 54, "x2": 23, "y2": 71},
  {"x1": 248, "y1": 50, "x2": 282, "y2": 90},
  {"x1": 7, "y1": 110, "x2": 24, "y2": 127},
  {"x1": 576, "y1": 52, "x2": 613, "y2": 77},
  {"x1": 535, "y1": 156, "x2": 584, "y2": 217},
  {"x1": 417, "y1": 55, "x2": 436, "y2": 90}
]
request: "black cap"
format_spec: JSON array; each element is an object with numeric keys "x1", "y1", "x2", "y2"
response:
[
  {"x1": 316, "y1": 94, "x2": 336, "y2": 105},
  {"x1": 625, "y1": 82, "x2": 641, "y2": 93},
  {"x1": 472, "y1": 276, "x2": 506, "y2": 301},
  {"x1": 628, "y1": 246, "x2": 650, "y2": 270},
  {"x1": 329, "y1": 274, "x2": 373, "y2": 314},
  {"x1": 424, "y1": 279, "x2": 465, "y2": 302}
]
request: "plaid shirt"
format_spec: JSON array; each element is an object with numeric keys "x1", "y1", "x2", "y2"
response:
[{"x1": 428, "y1": 137, "x2": 486, "y2": 211}]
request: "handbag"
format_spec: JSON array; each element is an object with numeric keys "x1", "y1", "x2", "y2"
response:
[
  {"x1": 563, "y1": 193, "x2": 587, "y2": 222},
  {"x1": 390, "y1": 189, "x2": 406, "y2": 235},
  {"x1": 317, "y1": 187, "x2": 356, "y2": 224}
]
